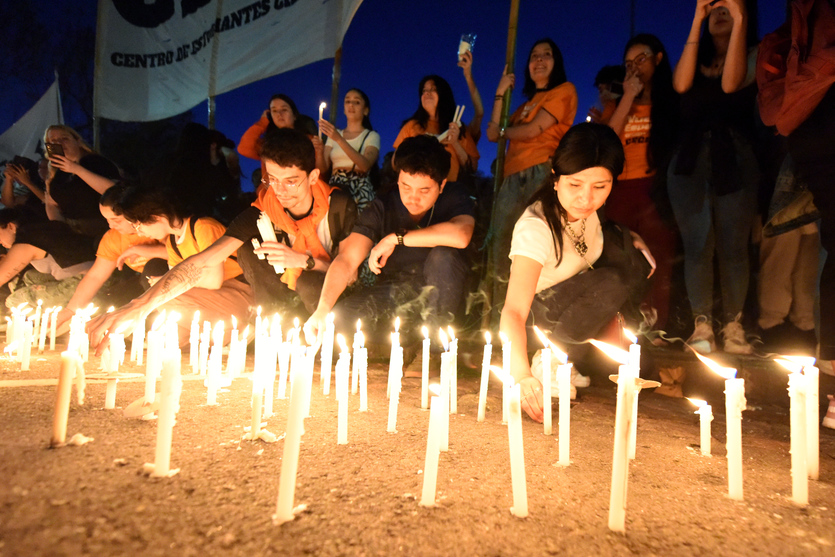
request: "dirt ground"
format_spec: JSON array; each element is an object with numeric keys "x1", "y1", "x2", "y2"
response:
[{"x1": 1, "y1": 345, "x2": 834, "y2": 557}]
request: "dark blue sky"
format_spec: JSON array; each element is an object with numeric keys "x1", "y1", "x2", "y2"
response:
[{"x1": 2, "y1": 0, "x2": 786, "y2": 183}]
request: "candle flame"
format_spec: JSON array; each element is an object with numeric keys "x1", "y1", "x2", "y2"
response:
[
  {"x1": 107, "y1": 306, "x2": 115, "y2": 313},
  {"x1": 499, "y1": 331, "x2": 509, "y2": 345},
  {"x1": 623, "y1": 328, "x2": 638, "y2": 344},
  {"x1": 686, "y1": 397, "x2": 707, "y2": 408},
  {"x1": 319, "y1": 101, "x2": 327, "y2": 110},
  {"x1": 484, "y1": 330, "x2": 491, "y2": 345},
  {"x1": 231, "y1": 315, "x2": 237, "y2": 329},
  {"x1": 337, "y1": 334, "x2": 348, "y2": 352},
  {"x1": 447, "y1": 326, "x2": 456, "y2": 340},
  {"x1": 256, "y1": 306, "x2": 262, "y2": 316},
  {"x1": 192, "y1": 310, "x2": 200, "y2": 322},
  {"x1": 356, "y1": 318, "x2": 361, "y2": 332},
  {"x1": 439, "y1": 328, "x2": 449, "y2": 351},
  {"x1": 783, "y1": 355, "x2": 816, "y2": 368},
  {"x1": 37, "y1": 299, "x2": 43, "y2": 307},
  {"x1": 774, "y1": 358, "x2": 803, "y2": 374},
  {"x1": 394, "y1": 316, "x2": 400, "y2": 333},
  {"x1": 422, "y1": 325, "x2": 429, "y2": 339},
  {"x1": 693, "y1": 351, "x2": 737, "y2": 379},
  {"x1": 150, "y1": 310, "x2": 167, "y2": 331},
  {"x1": 489, "y1": 365, "x2": 514, "y2": 386},
  {"x1": 589, "y1": 339, "x2": 629, "y2": 365},
  {"x1": 533, "y1": 326, "x2": 550, "y2": 348},
  {"x1": 293, "y1": 317, "x2": 300, "y2": 329},
  {"x1": 241, "y1": 325, "x2": 250, "y2": 338}
]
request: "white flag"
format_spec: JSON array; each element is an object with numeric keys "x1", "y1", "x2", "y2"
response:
[
  {"x1": 94, "y1": 0, "x2": 363, "y2": 122},
  {"x1": 0, "y1": 77, "x2": 64, "y2": 162}
]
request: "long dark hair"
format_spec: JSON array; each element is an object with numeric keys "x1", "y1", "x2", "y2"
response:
[
  {"x1": 401, "y1": 75, "x2": 463, "y2": 137},
  {"x1": 624, "y1": 33, "x2": 679, "y2": 173},
  {"x1": 527, "y1": 123, "x2": 624, "y2": 264},
  {"x1": 697, "y1": 0, "x2": 759, "y2": 67},
  {"x1": 117, "y1": 185, "x2": 192, "y2": 228},
  {"x1": 522, "y1": 38, "x2": 568, "y2": 100},
  {"x1": 347, "y1": 88, "x2": 374, "y2": 131},
  {"x1": 266, "y1": 94, "x2": 301, "y2": 134}
]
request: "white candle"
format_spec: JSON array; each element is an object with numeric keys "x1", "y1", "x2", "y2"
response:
[
  {"x1": 50, "y1": 352, "x2": 77, "y2": 447},
  {"x1": 104, "y1": 377, "x2": 118, "y2": 410},
  {"x1": 207, "y1": 343, "x2": 221, "y2": 406},
  {"x1": 421, "y1": 326, "x2": 430, "y2": 410},
  {"x1": 688, "y1": 398, "x2": 713, "y2": 457},
  {"x1": 133, "y1": 314, "x2": 146, "y2": 365},
  {"x1": 625, "y1": 329, "x2": 641, "y2": 460},
  {"x1": 507, "y1": 382, "x2": 528, "y2": 518},
  {"x1": 33, "y1": 300, "x2": 42, "y2": 345},
  {"x1": 419, "y1": 393, "x2": 443, "y2": 507},
  {"x1": 336, "y1": 335, "x2": 350, "y2": 444},
  {"x1": 277, "y1": 339, "x2": 290, "y2": 399},
  {"x1": 557, "y1": 358, "x2": 571, "y2": 466},
  {"x1": 20, "y1": 319, "x2": 33, "y2": 371},
  {"x1": 144, "y1": 349, "x2": 182, "y2": 477},
  {"x1": 608, "y1": 363, "x2": 633, "y2": 532},
  {"x1": 477, "y1": 331, "x2": 491, "y2": 422},
  {"x1": 448, "y1": 328, "x2": 458, "y2": 415},
  {"x1": 358, "y1": 334, "x2": 368, "y2": 412},
  {"x1": 49, "y1": 306, "x2": 60, "y2": 350},
  {"x1": 318, "y1": 102, "x2": 326, "y2": 138},
  {"x1": 321, "y1": 312, "x2": 335, "y2": 395},
  {"x1": 273, "y1": 342, "x2": 311, "y2": 524},
  {"x1": 198, "y1": 321, "x2": 211, "y2": 375},
  {"x1": 351, "y1": 319, "x2": 362, "y2": 395},
  {"x1": 439, "y1": 350, "x2": 451, "y2": 452},
  {"x1": 533, "y1": 328, "x2": 553, "y2": 435},
  {"x1": 387, "y1": 344, "x2": 403, "y2": 434},
  {"x1": 37, "y1": 307, "x2": 50, "y2": 353},
  {"x1": 388, "y1": 317, "x2": 401, "y2": 398},
  {"x1": 804, "y1": 363, "x2": 819, "y2": 480},
  {"x1": 789, "y1": 371, "x2": 808, "y2": 506},
  {"x1": 500, "y1": 332, "x2": 510, "y2": 425}
]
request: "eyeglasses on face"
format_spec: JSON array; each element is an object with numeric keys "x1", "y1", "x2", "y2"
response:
[
  {"x1": 624, "y1": 51, "x2": 652, "y2": 71},
  {"x1": 260, "y1": 174, "x2": 309, "y2": 190}
]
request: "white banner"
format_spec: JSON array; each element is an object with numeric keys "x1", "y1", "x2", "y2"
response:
[
  {"x1": 0, "y1": 77, "x2": 64, "y2": 163},
  {"x1": 94, "y1": 0, "x2": 363, "y2": 122}
]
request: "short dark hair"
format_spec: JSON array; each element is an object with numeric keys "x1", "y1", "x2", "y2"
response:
[
  {"x1": 99, "y1": 182, "x2": 133, "y2": 213},
  {"x1": 393, "y1": 135, "x2": 450, "y2": 185},
  {"x1": 0, "y1": 207, "x2": 23, "y2": 228},
  {"x1": 117, "y1": 186, "x2": 190, "y2": 226},
  {"x1": 259, "y1": 127, "x2": 316, "y2": 173}
]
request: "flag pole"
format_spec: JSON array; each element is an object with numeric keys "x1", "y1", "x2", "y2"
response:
[
  {"x1": 482, "y1": 0, "x2": 521, "y2": 328},
  {"x1": 329, "y1": 47, "x2": 343, "y2": 125},
  {"x1": 207, "y1": 0, "x2": 225, "y2": 130},
  {"x1": 92, "y1": 0, "x2": 107, "y2": 151}
]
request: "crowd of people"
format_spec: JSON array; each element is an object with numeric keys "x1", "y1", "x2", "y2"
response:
[{"x1": 1, "y1": 0, "x2": 833, "y2": 423}]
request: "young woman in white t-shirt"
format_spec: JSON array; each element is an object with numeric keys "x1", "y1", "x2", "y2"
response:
[
  {"x1": 316, "y1": 89, "x2": 380, "y2": 212},
  {"x1": 500, "y1": 122, "x2": 656, "y2": 422}
]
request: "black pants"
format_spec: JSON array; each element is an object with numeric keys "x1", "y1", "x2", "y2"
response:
[
  {"x1": 788, "y1": 86, "x2": 835, "y2": 359},
  {"x1": 332, "y1": 246, "x2": 470, "y2": 346}
]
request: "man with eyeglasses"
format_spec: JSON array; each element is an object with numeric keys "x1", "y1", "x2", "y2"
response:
[
  {"x1": 304, "y1": 135, "x2": 475, "y2": 354},
  {"x1": 88, "y1": 128, "x2": 357, "y2": 349}
]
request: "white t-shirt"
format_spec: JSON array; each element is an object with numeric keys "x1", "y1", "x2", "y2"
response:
[
  {"x1": 329, "y1": 129, "x2": 381, "y2": 169},
  {"x1": 509, "y1": 203, "x2": 604, "y2": 293}
]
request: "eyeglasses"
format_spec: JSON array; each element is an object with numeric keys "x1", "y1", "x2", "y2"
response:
[
  {"x1": 130, "y1": 221, "x2": 142, "y2": 232},
  {"x1": 624, "y1": 51, "x2": 652, "y2": 71},
  {"x1": 260, "y1": 174, "x2": 309, "y2": 191}
]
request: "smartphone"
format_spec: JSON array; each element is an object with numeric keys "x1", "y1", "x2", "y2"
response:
[{"x1": 45, "y1": 143, "x2": 64, "y2": 158}]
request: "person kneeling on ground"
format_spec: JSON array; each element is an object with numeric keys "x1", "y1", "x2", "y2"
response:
[
  {"x1": 87, "y1": 128, "x2": 356, "y2": 351},
  {"x1": 304, "y1": 134, "x2": 475, "y2": 352},
  {"x1": 500, "y1": 123, "x2": 656, "y2": 422}
]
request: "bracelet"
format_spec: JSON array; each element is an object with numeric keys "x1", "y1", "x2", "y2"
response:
[
  {"x1": 494, "y1": 95, "x2": 503, "y2": 100},
  {"x1": 499, "y1": 127, "x2": 506, "y2": 139}
]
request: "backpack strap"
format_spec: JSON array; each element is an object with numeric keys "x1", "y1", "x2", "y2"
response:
[{"x1": 168, "y1": 217, "x2": 198, "y2": 260}]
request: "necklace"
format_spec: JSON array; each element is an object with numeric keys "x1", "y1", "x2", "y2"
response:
[{"x1": 564, "y1": 218, "x2": 594, "y2": 269}]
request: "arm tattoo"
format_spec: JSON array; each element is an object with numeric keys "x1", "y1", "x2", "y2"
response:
[
  {"x1": 157, "y1": 262, "x2": 204, "y2": 298},
  {"x1": 0, "y1": 261, "x2": 28, "y2": 286}
]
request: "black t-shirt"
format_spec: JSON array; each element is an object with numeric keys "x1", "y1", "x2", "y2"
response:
[
  {"x1": 352, "y1": 181, "x2": 474, "y2": 278},
  {"x1": 49, "y1": 154, "x2": 120, "y2": 220},
  {"x1": 15, "y1": 220, "x2": 97, "y2": 268},
  {"x1": 224, "y1": 189, "x2": 357, "y2": 255}
]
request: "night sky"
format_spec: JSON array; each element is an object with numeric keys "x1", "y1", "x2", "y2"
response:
[{"x1": 2, "y1": 0, "x2": 787, "y2": 185}]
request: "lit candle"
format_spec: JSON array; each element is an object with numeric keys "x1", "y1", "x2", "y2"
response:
[
  {"x1": 695, "y1": 352, "x2": 745, "y2": 500},
  {"x1": 132, "y1": 314, "x2": 146, "y2": 366},
  {"x1": 477, "y1": 331, "x2": 491, "y2": 422},
  {"x1": 189, "y1": 312, "x2": 201, "y2": 371},
  {"x1": 37, "y1": 307, "x2": 50, "y2": 353},
  {"x1": 624, "y1": 329, "x2": 641, "y2": 460},
  {"x1": 352, "y1": 319, "x2": 362, "y2": 395},
  {"x1": 419, "y1": 387, "x2": 443, "y2": 507},
  {"x1": 556, "y1": 351, "x2": 571, "y2": 466},
  {"x1": 318, "y1": 102, "x2": 326, "y2": 138},
  {"x1": 438, "y1": 331, "x2": 451, "y2": 451},
  {"x1": 688, "y1": 398, "x2": 713, "y2": 456},
  {"x1": 608, "y1": 363, "x2": 633, "y2": 532},
  {"x1": 388, "y1": 317, "x2": 401, "y2": 398},
  {"x1": 358, "y1": 332, "x2": 368, "y2": 412},
  {"x1": 143, "y1": 347, "x2": 182, "y2": 477},
  {"x1": 802, "y1": 360, "x2": 819, "y2": 480},
  {"x1": 50, "y1": 352, "x2": 78, "y2": 447},
  {"x1": 387, "y1": 339, "x2": 403, "y2": 434},
  {"x1": 198, "y1": 321, "x2": 211, "y2": 375},
  {"x1": 500, "y1": 332, "x2": 510, "y2": 425},
  {"x1": 273, "y1": 341, "x2": 312, "y2": 525},
  {"x1": 533, "y1": 327, "x2": 552, "y2": 435},
  {"x1": 49, "y1": 306, "x2": 60, "y2": 350},
  {"x1": 277, "y1": 334, "x2": 290, "y2": 399},
  {"x1": 321, "y1": 312, "x2": 335, "y2": 395},
  {"x1": 489, "y1": 365, "x2": 528, "y2": 518},
  {"x1": 336, "y1": 335, "x2": 350, "y2": 444},
  {"x1": 33, "y1": 300, "x2": 42, "y2": 345},
  {"x1": 20, "y1": 318, "x2": 33, "y2": 371},
  {"x1": 421, "y1": 326, "x2": 431, "y2": 410},
  {"x1": 776, "y1": 358, "x2": 809, "y2": 506},
  {"x1": 448, "y1": 327, "x2": 458, "y2": 415},
  {"x1": 206, "y1": 322, "x2": 224, "y2": 406}
]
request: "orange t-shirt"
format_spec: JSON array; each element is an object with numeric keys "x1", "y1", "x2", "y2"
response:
[
  {"x1": 95, "y1": 229, "x2": 160, "y2": 272},
  {"x1": 166, "y1": 217, "x2": 242, "y2": 282},
  {"x1": 616, "y1": 103, "x2": 653, "y2": 181},
  {"x1": 503, "y1": 82, "x2": 578, "y2": 177},
  {"x1": 393, "y1": 119, "x2": 480, "y2": 182}
]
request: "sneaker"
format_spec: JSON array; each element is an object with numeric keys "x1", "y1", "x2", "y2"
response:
[
  {"x1": 823, "y1": 395, "x2": 835, "y2": 430},
  {"x1": 530, "y1": 350, "x2": 577, "y2": 399},
  {"x1": 721, "y1": 314, "x2": 753, "y2": 354},
  {"x1": 686, "y1": 315, "x2": 716, "y2": 354}
]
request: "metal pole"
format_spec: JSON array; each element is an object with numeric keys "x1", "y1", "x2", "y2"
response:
[
  {"x1": 207, "y1": 0, "x2": 224, "y2": 129},
  {"x1": 329, "y1": 47, "x2": 343, "y2": 125},
  {"x1": 482, "y1": 0, "x2": 521, "y2": 328},
  {"x1": 92, "y1": 0, "x2": 108, "y2": 151}
]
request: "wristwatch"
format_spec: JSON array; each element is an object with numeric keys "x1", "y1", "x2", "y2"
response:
[
  {"x1": 305, "y1": 255, "x2": 315, "y2": 270},
  {"x1": 396, "y1": 230, "x2": 406, "y2": 246}
]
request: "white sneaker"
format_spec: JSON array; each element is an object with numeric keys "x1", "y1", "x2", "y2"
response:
[
  {"x1": 530, "y1": 350, "x2": 577, "y2": 399},
  {"x1": 687, "y1": 316, "x2": 716, "y2": 354},
  {"x1": 721, "y1": 314, "x2": 753, "y2": 354},
  {"x1": 823, "y1": 395, "x2": 835, "y2": 430}
]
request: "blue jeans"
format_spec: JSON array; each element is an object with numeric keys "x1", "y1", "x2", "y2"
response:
[{"x1": 667, "y1": 136, "x2": 758, "y2": 322}]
